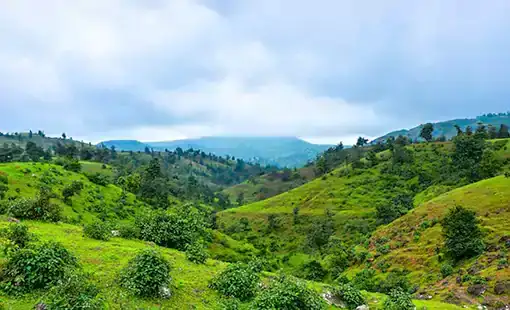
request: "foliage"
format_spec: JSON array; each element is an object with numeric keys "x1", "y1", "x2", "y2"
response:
[
  {"x1": 383, "y1": 288, "x2": 415, "y2": 310},
  {"x1": 441, "y1": 206, "x2": 484, "y2": 261},
  {"x1": 306, "y1": 209, "x2": 335, "y2": 251},
  {"x1": 117, "y1": 222, "x2": 140, "y2": 239},
  {"x1": 62, "y1": 180, "x2": 84, "y2": 203},
  {"x1": 7, "y1": 188, "x2": 62, "y2": 222},
  {"x1": 251, "y1": 275, "x2": 326, "y2": 310},
  {"x1": 379, "y1": 269, "x2": 411, "y2": 294},
  {"x1": 209, "y1": 263, "x2": 260, "y2": 301},
  {"x1": 185, "y1": 240, "x2": 209, "y2": 264},
  {"x1": 85, "y1": 172, "x2": 111, "y2": 186},
  {"x1": 352, "y1": 269, "x2": 377, "y2": 291},
  {"x1": 332, "y1": 283, "x2": 365, "y2": 310},
  {"x1": 135, "y1": 204, "x2": 209, "y2": 250},
  {"x1": 119, "y1": 249, "x2": 172, "y2": 298},
  {"x1": 0, "y1": 241, "x2": 77, "y2": 294},
  {"x1": 44, "y1": 271, "x2": 104, "y2": 309},
  {"x1": 300, "y1": 260, "x2": 327, "y2": 281},
  {"x1": 83, "y1": 221, "x2": 111, "y2": 241},
  {"x1": 440, "y1": 263, "x2": 454, "y2": 278},
  {"x1": 0, "y1": 223, "x2": 34, "y2": 252},
  {"x1": 420, "y1": 123, "x2": 434, "y2": 142}
]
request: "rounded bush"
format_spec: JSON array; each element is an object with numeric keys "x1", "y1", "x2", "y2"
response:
[
  {"x1": 0, "y1": 241, "x2": 77, "y2": 294},
  {"x1": 185, "y1": 241, "x2": 209, "y2": 264},
  {"x1": 0, "y1": 222, "x2": 34, "y2": 250},
  {"x1": 252, "y1": 275, "x2": 326, "y2": 310},
  {"x1": 119, "y1": 249, "x2": 172, "y2": 298},
  {"x1": 83, "y1": 221, "x2": 111, "y2": 241},
  {"x1": 209, "y1": 263, "x2": 260, "y2": 301},
  {"x1": 333, "y1": 283, "x2": 365, "y2": 310},
  {"x1": 440, "y1": 263, "x2": 454, "y2": 278},
  {"x1": 44, "y1": 272, "x2": 104, "y2": 309},
  {"x1": 383, "y1": 288, "x2": 415, "y2": 310}
]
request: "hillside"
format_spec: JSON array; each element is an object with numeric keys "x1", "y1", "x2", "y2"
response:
[
  {"x1": 102, "y1": 137, "x2": 333, "y2": 168},
  {"x1": 354, "y1": 176, "x2": 510, "y2": 307},
  {"x1": 373, "y1": 113, "x2": 510, "y2": 143}
]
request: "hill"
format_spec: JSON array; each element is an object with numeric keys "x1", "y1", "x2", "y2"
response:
[
  {"x1": 373, "y1": 113, "x2": 510, "y2": 143},
  {"x1": 101, "y1": 137, "x2": 333, "y2": 168},
  {"x1": 353, "y1": 175, "x2": 510, "y2": 307}
]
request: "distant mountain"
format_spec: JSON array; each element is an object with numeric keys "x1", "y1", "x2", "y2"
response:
[
  {"x1": 372, "y1": 113, "x2": 510, "y2": 143},
  {"x1": 100, "y1": 137, "x2": 332, "y2": 168}
]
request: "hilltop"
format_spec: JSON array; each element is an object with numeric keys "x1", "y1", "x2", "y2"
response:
[
  {"x1": 101, "y1": 136, "x2": 333, "y2": 168},
  {"x1": 373, "y1": 113, "x2": 510, "y2": 143}
]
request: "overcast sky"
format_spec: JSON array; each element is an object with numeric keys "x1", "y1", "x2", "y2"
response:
[{"x1": 1, "y1": 0, "x2": 510, "y2": 144}]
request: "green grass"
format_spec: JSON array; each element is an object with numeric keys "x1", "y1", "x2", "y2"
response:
[
  {"x1": 79, "y1": 161, "x2": 114, "y2": 176},
  {"x1": 0, "y1": 162, "x2": 145, "y2": 224}
]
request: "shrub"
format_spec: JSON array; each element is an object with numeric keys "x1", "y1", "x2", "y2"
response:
[
  {"x1": 185, "y1": 241, "x2": 209, "y2": 264},
  {"x1": 85, "y1": 173, "x2": 111, "y2": 186},
  {"x1": 0, "y1": 222, "x2": 34, "y2": 252},
  {"x1": 8, "y1": 189, "x2": 62, "y2": 222},
  {"x1": 209, "y1": 263, "x2": 260, "y2": 301},
  {"x1": 252, "y1": 275, "x2": 326, "y2": 310},
  {"x1": 300, "y1": 260, "x2": 327, "y2": 281},
  {"x1": 63, "y1": 160, "x2": 81, "y2": 173},
  {"x1": 44, "y1": 272, "x2": 103, "y2": 309},
  {"x1": 441, "y1": 206, "x2": 484, "y2": 261},
  {"x1": 62, "y1": 181, "x2": 84, "y2": 203},
  {"x1": 119, "y1": 249, "x2": 172, "y2": 298},
  {"x1": 83, "y1": 221, "x2": 111, "y2": 241},
  {"x1": 352, "y1": 269, "x2": 377, "y2": 291},
  {"x1": 221, "y1": 297, "x2": 241, "y2": 310},
  {"x1": 383, "y1": 288, "x2": 415, "y2": 310},
  {"x1": 379, "y1": 269, "x2": 411, "y2": 294},
  {"x1": 440, "y1": 263, "x2": 454, "y2": 278},
  {"x1": 117, "y1": 222, "x2": 140, "y2": 239},
  {"x1": 332, "y1": 283, "x2": 365, "y2": 310},
  {"x1": 0, "y1": 241, "x2": 77, "y2": 294}
]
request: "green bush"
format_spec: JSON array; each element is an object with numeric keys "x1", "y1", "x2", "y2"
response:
[
  {"x1": 441, "y1": 206, "x2": 484, "y2": 261},
  {"x1": 300, "y1": 260, "x2": 327, "y2": 281},
  {"x1": 0, "y1": 222, "x2": 35, "y2": 251},
  {"x1": 8, "y1": 189, "x2": 61, "y2": 222},
  {"x1": 83, "y1": 221, "x2": 111, "y2": 241},
  {"x1": 185, "y1": 241, "x2": 209, "y2": 264},
  {"x1": 44, "y1": 272, "x2": 103, "y2": 309},
  {"x1": 383, "y1": 288, "x2": 415, "y2": 310},
  {"x1": 352, "y1": 269, "x2": 377, "y2": 291},
  {"x1": 63, "y1": 160, "x2": 81, "y2": 173},
  {"x1": 0, "y1": 241, "x2": 77, "y2": 294},
  {"x1": 209, "y1": 263, "x2": 260, "y2": 301},
  {"x1": 440, "y1": 263, "x2": 454, "y2": 278},
  {"x1": 62, "y1": 181, "x2": 84, "y2": 204},
  {"x1": 332, "y1": 283, "x2": 365, "y2": 310},
  {"x1": 252, "y1": 275, "x2": 326, "y2": 310},
  {"x1": 379, "y1": 269, "x2": 411, "y2": 294},
  {"x1": 117, "y1": 222, "x2": 140, "y2": 239},
  {"x1": 119, "y1": 249, "x2": 172, "y2": 298},
  {"x1": 85, "y1": 173, "x2": 111, "y2": 186}
]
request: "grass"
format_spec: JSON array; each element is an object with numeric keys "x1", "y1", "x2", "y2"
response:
[{"x1": 79, "y1": 161, "x2": 114, "y2": 177}]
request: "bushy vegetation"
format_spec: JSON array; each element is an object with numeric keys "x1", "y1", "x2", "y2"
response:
[
  {"x1": 252, "y1": 275, "x2": 326, "y2": 310},
  {"x1": 441, "y1": 206, "x2": 485, "y2": 261},
  {"x1": 332, "y1": 283, "x2": 365, "y2": 310},
  {"x1": 7, "y1": 188, "x2": 62, "y2": 222},
  {"x1": 185, "y1": 240, "x2": 209, "y2": 264},
  {"x1": 83, "y1": 220, "x2": 111, "y2": 241},
  {"x1": 61, "y1": 180, "x2": 84, "y2": 204},
  {"x1": 119, "y1": 249, "x2": 172, "y2": 298},
  {"x1": 383, "y1": 288, "x2": 415, "y2": 310},
  {"x1": 209, "y1": 262, "x2": 260, "y2": 301},
  {"x1": 44, "y1": 272, "x2": 104, "y2": 309},
  {"x1": 0, "y1": 241, "x2": 77, "y2": 294}
]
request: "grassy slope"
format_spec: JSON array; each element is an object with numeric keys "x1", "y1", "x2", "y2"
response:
[
  {"x1": 0, "y1": 162, "x2": 144, "y2": 224},
  {"x1": 0, "y1": 220, "x2": 468, "y2": 310},
  {"x1": 358, "y1": 175, "x2": 510, "y2": 305}
]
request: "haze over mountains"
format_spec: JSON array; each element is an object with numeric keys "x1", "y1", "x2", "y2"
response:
[{"x1": 101, "y1": 137, "x2": 333, "y2": 168}]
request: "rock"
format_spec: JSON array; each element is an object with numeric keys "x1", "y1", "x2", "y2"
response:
[
  {"x1": 7, "y1": 217, "x2": 20, "y2": 223},
  {"x1": 468, "y1": 284, "x2": 487, "y2": 297},
  {"x1": 500, "y1": 235, "x2": 510, "y2": 248},
  {"x1": 159, "y1": 286, "x2": 171, "y2": 299},
  {"x1": 356, "y1": 305, "x2": 369, "y2": 310},
  {"x1": 494, "y1": 281, "x2": 509, "y2": 295},
  {"x1": 111, "y1": 230, "x2": 120, "y2": 237},
  {"x1": 468, "y1": 263, "x2": 484, "y2": 275},
  {"x1": 35, "y1": 303, "x2": 47, "y2": 310},
  {"x1": 321, "y1": 291, "x2": 345, "y2": 308}
]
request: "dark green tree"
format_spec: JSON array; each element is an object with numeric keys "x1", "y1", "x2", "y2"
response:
[
  {"x1": 441, "y1": 206, "x2": 484, "y2": 261},
  {"x1": 419, "y1": 123, "x2": 434, "y2": 142},
  {"x1": 498, "y1": 124, "x2": 510, "y2": 138},
  {"x1": 487, "y1": 125, "x2": 498, "y2": 139}
]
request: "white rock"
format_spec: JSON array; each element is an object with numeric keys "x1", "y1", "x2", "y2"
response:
[
  {"x1": 356, "y1": 305, "x2": 369, "y2": 310},
  {"x1": 159, "y1": 286, "x2": 171, "y2": 299},
  {"x1": 111, "y1": 230, "x2": 120, "y2": 237}
]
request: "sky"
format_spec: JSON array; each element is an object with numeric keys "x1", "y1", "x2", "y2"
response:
[{"x1": 1, "y1": 0, "x2": 510, "y2": 145}]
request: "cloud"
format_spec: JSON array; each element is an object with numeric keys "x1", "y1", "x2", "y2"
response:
[{"x1": 1, "y1": 0, "x2": 510, "y2": 144}]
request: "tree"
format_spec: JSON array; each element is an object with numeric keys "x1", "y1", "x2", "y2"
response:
[
  {"x1": 454, "y1": 124, "x2": 463, "y2": 136},
  {"x1": 451, "y1": 134, "x2": 486, "y2": 181},
  {"x1": 356, "y1": 137, "x2": 369, "y2": 147},
  {"x1": 236, "y1": 192, "x2": 245, "y2": 206},
  {"x1": 62, "y1": 133, "x2": 66, "y2": 140},
  {"x1": 441, "y1": 206, "x2": 484, "y2": 261},
  {"x1": 474, "y1": 123, "x2": 488, "y2": 140},
  {"x1": 488, "y1": 125, "x2": 498, "y2": 139},
  {"x1": 25, "y1": 141, "x2": 44, "y2": 162},
  {"x1": 465, "y1": 126, "x2": 473, "y2": 136},
  {"x1": 419, "y1": 123, "x2": 434, "y2": 142},
  {"x1": 28, "y1": 130, "x2": 33, "y2": 139},
  {"x1": 498, "y1": 124, "x2": 510, "y2": 138}
]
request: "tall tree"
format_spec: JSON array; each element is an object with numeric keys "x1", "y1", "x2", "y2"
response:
[
  {"x1": 442, "y1": 206, "x2": 484, "y2": 261},
  {"x1": 419, "y1": 123, "x2": 434, "y2": 142},
  {"x1": 498, "y1": 124, "x2": 510, "y2": 138},
  {"x1": 487, "y1": 125, "x2": 498, "y2": 139},
  {"x1": 62, "y1": 133, "x2": 67, "y2": 140},
  {"x1": 356, "y1": 137, "x2": 369, "y2": 147}
]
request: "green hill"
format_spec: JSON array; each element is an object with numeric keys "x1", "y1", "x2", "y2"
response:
[
  {"x1": 352, "y1": 175, "x2": 510, "y2": 307},
  {"x1": 373, "y1": 113, "x2": 510, "y2": 143}
]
